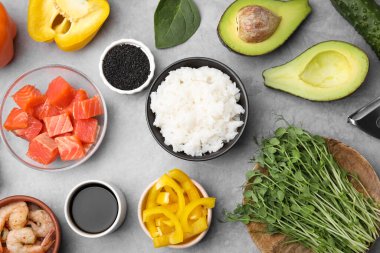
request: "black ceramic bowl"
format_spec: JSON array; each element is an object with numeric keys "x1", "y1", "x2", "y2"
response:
[{"x1": 146, "y1": 57, "x2": 249, "y2": 161}]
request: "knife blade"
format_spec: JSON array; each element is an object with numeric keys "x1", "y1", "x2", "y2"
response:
[{"x1": 348, "y1": 97, "x2": 380, "y2": 139}]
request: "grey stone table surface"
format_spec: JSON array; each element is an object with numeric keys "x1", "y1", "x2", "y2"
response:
[{"x1": 1, "y1": 0, "x2": 380, "y2": 252}]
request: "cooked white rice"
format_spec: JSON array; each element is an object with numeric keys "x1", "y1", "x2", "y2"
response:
[{"x1": 150, "y1": 66, "x2": 245, "y2": 156}]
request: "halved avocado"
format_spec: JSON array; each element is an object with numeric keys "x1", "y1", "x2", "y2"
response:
[
  {"x1": 217, "y1": 0, "x2": 311, "y2": 56},
  {"x1": 263, "y1": 41, "x2": 369, "y2": 101}
]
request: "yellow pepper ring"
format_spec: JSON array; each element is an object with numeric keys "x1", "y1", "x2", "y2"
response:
[
  {"x1": 180, "y1": 198, "x2": 216, "y2": 233},
  {"x1": 168, "y1": 169, "x2": 201, "y2": 201},
  {"x1": 143, "y1": 207, "x2": 184, "y2": 245},
  {"x1": 168, "y1": 169, "x2": 204, "y2": 221},
  {"x1": 154, "y1": 174, "x2": 186, "y2": 216},
  {"x1": 144, "y1": 174, "x2": 186, "y2": 237}
]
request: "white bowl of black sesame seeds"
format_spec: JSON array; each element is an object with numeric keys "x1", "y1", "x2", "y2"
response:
[{"x1": 99, "y1": 39, "x2": 155, "y2": 95}]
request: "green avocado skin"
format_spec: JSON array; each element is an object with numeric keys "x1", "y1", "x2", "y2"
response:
[{"x1": 330, "y1": 0, "x2": 380, "y2": 58}]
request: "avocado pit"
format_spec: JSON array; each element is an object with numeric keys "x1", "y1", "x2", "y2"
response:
[{"x1": 236, "y1": 5, "x2": 281, "y2": 43}]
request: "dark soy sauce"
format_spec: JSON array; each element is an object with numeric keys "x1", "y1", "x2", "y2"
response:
[{"x1": 70, "y1": 184, "x2": 118, "y2": 234}]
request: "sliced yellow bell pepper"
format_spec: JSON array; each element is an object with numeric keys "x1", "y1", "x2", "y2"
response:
[
  {"x1": 183, "y1": 216, "x2": 208, "y2": 240},
  {"x1": 164, "y1": 186, "x2": 178, "y2": 202},
  {"x1": 164, "y1": 203, "x2": 178, "y2": 213},
  {"x1": 143, "y1": 207, "x2": 184, "y2": 246},
  {"x1": 143, "y1": 170, "x2": 217, "y2": 248},
  {"x1": 159, "y1": 223, "x2": 175, "y2": 235},
  {"x1": 190, "y1": 216, "x2": 208, "y2": 235},
  {"x1": 162, "y1": 219, "x2": 174, "y2": 227},
  {"x1": 189, "y1": 207, "x2": 205, "y2": 221},
  {"x1": 155, "y1": 175, "x2": 186, "y2": 216},
  {"x1": 153, "y1": 235, "x2": 169, "y2": 248},
  {"x1": 155, "y1": 217, "x2": 166, "y2": 227},
  {"x1": 27, "y1": 0, "x2": 110, "y2": 51},
  {"x1": 145, "y1": 175, "x2": 186, "y2": 237},
  {"x1": 144, "y1": 213, "x2": 163, "y2": 235},
  {"x1": 168, "y1": 169, "x2": 205, "y2": 221},
  {"x1": 168, "y1": 168, "x2": 201, "y2": 201},
  {"x1": 155, "y1": 217, "x2": 174, "y2": 230},
  {"x1": 156, "y1": 192, "x2": 171, "y2": 205},
  {"x1": 180, "y1": 198, "x2": 216, "y2": 233},
  {"x1": 168, "y1": 168, "x2": 191, "y2": 184}
]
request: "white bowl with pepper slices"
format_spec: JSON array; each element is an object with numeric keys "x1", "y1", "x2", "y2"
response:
[
  {"x1": 138, "y1": 169, "x2": 216, "y2": 249},
  {"x1": 99, "y1": 39, "x2": 155, "y2": 95}
]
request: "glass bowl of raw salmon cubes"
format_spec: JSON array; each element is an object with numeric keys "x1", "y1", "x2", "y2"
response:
[{"x1": 0, "y1": 65, "x2": 107, "y2": 171}]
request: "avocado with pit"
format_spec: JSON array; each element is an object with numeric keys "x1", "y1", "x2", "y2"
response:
[
  {"x1": 217, "y1": 0, "x2": 311, "y2": 56},
  {"x1": 263, "y1": 41, "x2": 369, "y2": 101}
]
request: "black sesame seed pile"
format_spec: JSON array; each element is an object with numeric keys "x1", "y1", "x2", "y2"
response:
[{"x1": 102, "y1": 44, "x2": 151, "y2": 91}]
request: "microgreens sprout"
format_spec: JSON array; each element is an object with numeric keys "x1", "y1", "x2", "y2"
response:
[{"x1": 225, "y1": 126, "x2": 380, "y2": 253}]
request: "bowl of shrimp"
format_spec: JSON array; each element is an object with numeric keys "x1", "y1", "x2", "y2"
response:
[{"x1": 0, "y1": 195, "x2": 61, "y2": 253}]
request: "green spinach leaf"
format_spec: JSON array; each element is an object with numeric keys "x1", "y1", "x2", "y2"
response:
[{"x1": 154, "y1": 0, "x2": 201, "y2": 48}]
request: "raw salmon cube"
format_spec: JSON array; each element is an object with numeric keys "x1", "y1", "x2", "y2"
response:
[
  {"x1": 55, "y1": 135, "x2": 85, "y2": 161},
  {"x1": 14, "y1": 116, "x2": 43, "y2": 141},
  {"x1": 65, "y1": 89, "x2": 89, "y2": 115},
  {"x1": 27, "y1": 132, "x2": 58, "y2": 165},
  {"x1": 46, "y1": 76, "x2": 76, "y2": 108},
  {"x1": 34, "y1": 100, "x2": 61, "y2": 120},
  {"x1": 74, "y1": 89, "x2": 89, "y2": 102},
  {"x1": 3, "y1": 108, "x2": 28, "y2": 130},
  {"x1": 74, "y1": 118, "x2": 98, "y2": 143},
  {"x1": 73, "y1": 96, "x2": 103, "y2": 120},
  {"x1": 43, "y1": 113, "x2": 73, "y2": 137},
  {"x1": 13, "y1": 85, "x2": 45, "y2": 111}
]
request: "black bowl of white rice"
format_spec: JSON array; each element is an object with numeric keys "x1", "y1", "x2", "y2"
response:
[{"x1": 146, "y1": 57, "x2": 248, "y2": 161}]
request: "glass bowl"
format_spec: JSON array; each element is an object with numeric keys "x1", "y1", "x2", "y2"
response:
[{"x1": 0, "y1": 65, "x2": 108, "y2": 172}]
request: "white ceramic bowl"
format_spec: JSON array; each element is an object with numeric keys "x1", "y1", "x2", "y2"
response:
[
  {"x1": 64, "y1": 180, "x2": 127, "y2": 238},
  {"x1": 138, "y1": 179, "x2": 212, "y2": 249},
  {"x1": 0, "y1": 65, "x2": 107, "y2": 172},
  {"x1": 99, "y1": 39, "x2": 155, "y2": 95}
]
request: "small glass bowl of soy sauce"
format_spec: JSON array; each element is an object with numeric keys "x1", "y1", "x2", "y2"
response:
[{"x1": 64, "y1": 180, "x2": 127, "y2": 238}]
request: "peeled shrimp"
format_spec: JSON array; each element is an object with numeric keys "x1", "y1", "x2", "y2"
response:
[
  {"x1": 27, "y1": 211, "x2": 54, "y2": 238},
  {"x1": 0, "y1": 202, "x2": 27, "y2": 233},
  {"x1": 8, "y1": 205, "x2": 28, "y2": 231},
  {"x1": 6, "y1": 228, "x2": 54, "y2": 253}
]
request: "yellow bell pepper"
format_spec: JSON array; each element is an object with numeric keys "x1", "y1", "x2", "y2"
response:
[
  {"x1": 168, "y1": 169, "x2": 201, "y2": 200},
  {"x1": 158, "y1": 223, "x2": 175, "y2": 235},
  {"x1": 155, "y1": 217, "x2": 174, "y2": 229},
  {"x1": 168, "y1": 169, "x2": 204, "y2": 220},
  {"x1": 145, "y1": 174, "x2": 186, "y2": 236},
  {"x1": 144, "y1": 213, "x2": 163, "y2": 236},
  {"x1": 164, "y1": 186, "x2": 178, "y2": 202},
  {"x1": 143, "y1": 207, "x2": 184, "y2": 247},
  {"x1": 180, "y1": 198, "x2": 216, "y2": 233},
  {"x1": 168, "y1": 168, "x2": 191, "y2": 184},
  {"x1": 153, "y1": 235, "x2": 169, "y2": 248},
  {"x1": 191, "y1": 216, "x2": 208, "y2": 234},
  {"x1": 183, "y1": 216, "x2": 208, "y2": 240},
  {"x1": 27, "y1": 0, "x2": 110, "y2": 51},
  {"x1": 189, "y1": 207, "x2": 205, "y2": 221},
  {"x1": 156, "y1": 192, "x2": 171, "y2": 205},
  {"x1": 155, "y1": 175, "x2": 186, "y2": 216},
  {"x1": 162, "y1": 219, "x2": 174, "y2": 227},
  {"x1": 164, "y1": 203, "x2": 178, "y2": 213}
]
